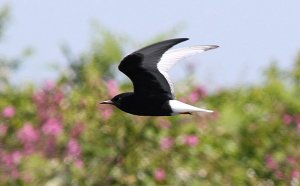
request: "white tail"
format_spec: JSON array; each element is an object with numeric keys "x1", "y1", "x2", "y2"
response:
[{"x1": 168, "y1": 100, "x2": 213, "y2": 114}]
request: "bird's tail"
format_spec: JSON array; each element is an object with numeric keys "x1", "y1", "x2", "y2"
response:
[
  {"x1": 169, "y1": 100, "x2": 213, "y2": 114},
  {"x1": 195, "y1": 107, "x2": 214, "y2": 113}
]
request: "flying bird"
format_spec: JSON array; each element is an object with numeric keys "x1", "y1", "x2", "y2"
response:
[{"x1": 101, "y1": 38, "x2": 219, "y2": 116}]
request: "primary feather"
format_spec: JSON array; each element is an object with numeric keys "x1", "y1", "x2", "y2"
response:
[{"x1": 157, "y1": 45, "x2": 219, "y2": 95}]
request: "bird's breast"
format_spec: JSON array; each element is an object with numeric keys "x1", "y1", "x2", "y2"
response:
[{"x1": 119, "y1": 96, "x2": 172, "y2": 116}]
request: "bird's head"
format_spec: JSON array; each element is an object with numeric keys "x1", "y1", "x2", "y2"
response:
[{"x1": 100, "y1": 93, "x2": 128, "y2": 107}]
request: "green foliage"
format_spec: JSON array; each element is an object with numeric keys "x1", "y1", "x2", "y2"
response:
[
  {"x1": 1, "y1": 10, "x2": 300, "y2": 185},
  {"x1": 0, "y1": 5, "x2": 10, "y2": 40}
]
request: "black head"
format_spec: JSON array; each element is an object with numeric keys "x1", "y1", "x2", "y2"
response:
[{"x1": 100, "y1": 93, "x2": 132, "y2": 108}]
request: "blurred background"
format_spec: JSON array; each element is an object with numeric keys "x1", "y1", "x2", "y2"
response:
[{"x1": 1, "y1": 1, "x2": 300, "y2": 185}]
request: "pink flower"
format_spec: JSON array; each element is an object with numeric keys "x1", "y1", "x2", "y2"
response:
[
  {"x1": 33, "y1": 90, "x2": 46, "y2": 104},
  {"x1": 2, "y1": 106, "x2": 16, "y2": 118},
  {"x1": 67, "y1": 138, "x2": 81, "y2": 159},
  {"x1": 71, "y1": 123, "x2": 85, "y2": 138},
  {"x1": 54, "y1": 90, "x2": 64, "y2": 103},
  {"x1": 17, "y1": 123, "x2": 39, "y2": 143},
  {"x1": 17, "y1": 123, "x2": 39, "y2": 154},
  {"x1": 292, "y1": 170, "x2": 300, "y2": 178},
  {"x1": 294, "y1": 115, "x2": 300, "y2": 123},
  {"x1": 188, "y1": 86, "x2": 207, "y2": 103},
  {"x1": 11, "y1": 169, "x2": 20, "y2": 178},
  {"x1": 275, "y1": 170, "x2": 284, "y2": 179},
  {"x1": 11, "y1": 151, "x2": 22, "y2": 165},
  {"x1": 154, "y1": 168, "x2": 166, "y2": 182},
  {"x1": 3, "y1": 151, "x2": 22, "y2": 166},
  {"x1": 42, "y1": 118, "x2": 63, "y2": 136},
  {"x1": 295, "y1": 116, "x2": 300, "y2": 131},
  {"x1": 266, "y1": 155, "x2": 278, "y2": 170},
  {"x1": 106, "y1": 79, "x2": 119, "y2": 97},
  {"x1": 0, "y1": 124, "x2": 8, "y2": 137},
  {"x1": 188, "y1": 92, "x2": 200, "y2": 103},
  {"x1": 75, "y1": 159, "x2": 84, "y2": 168},
  {"x1": 101, "y1": 107, "x2": 113, "y2": 120},
  {"x1": 44, "y1": 80, "x2": 56, "y2": 91},
  {"x1": 287, "y1": 156, "x2": 297, "y2": 165},
  {"x1": 65, "y1": 147, "x2": 84, "y2": 168},
  {"x1": 1, "y1": 151, "x2": 23, "y2": 178},
  {"x1": 160, "y1": 137, "x2": 174, "y2": 151},
  {"x1": 283, "y1": 114, "x2": 293, "y2": 125},
  {"x1": 44, "y1": 136, "x2": 57, "y2": 157},
  {"x1": 184, "y1": 135, "x2": 199, "y2": 147}
]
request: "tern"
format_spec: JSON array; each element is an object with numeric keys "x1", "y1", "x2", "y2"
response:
[{"x1": 101, "y1": 38, "x2": 218, "y2": 116}]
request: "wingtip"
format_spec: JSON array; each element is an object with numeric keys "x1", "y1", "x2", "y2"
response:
[
  {"x1": 174, "y1": 38, "x2": 189, "y2": 42},
  {"x1": 204, "y1": 45, "x2": 219, "y2": 51}
]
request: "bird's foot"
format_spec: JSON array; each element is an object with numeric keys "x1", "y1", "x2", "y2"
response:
[{"x1": 180, "y1": 112, "x2": 192, "y2": 115}]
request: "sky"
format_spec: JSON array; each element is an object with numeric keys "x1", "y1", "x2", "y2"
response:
[{"x1": 1, "y1": 0, "x2": 300, "y2": 89}]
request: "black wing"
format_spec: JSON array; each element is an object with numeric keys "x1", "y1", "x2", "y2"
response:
[{"x1": 119, "y1": 38, "x2": 188, "y2": 100}]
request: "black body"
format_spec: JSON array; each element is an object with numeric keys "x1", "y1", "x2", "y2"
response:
[
  {"x1": 106, "y1": 38, "x2": 189, "y2": 116},
  {"x1": 111, "y1": 93, "x2": 173, "y2": 116}
]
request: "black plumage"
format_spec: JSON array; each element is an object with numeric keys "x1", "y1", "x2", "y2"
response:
[
  {"x1": 101, "y1": 38, "x2": 218, "y2": 116},
  {"x1": 119, "y1": 38, "x2": 188, "y2": 100}
]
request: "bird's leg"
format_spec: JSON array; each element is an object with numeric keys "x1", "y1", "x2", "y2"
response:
[{"x1": 180, "y1": 112, "x2": 192, "y2": 115}]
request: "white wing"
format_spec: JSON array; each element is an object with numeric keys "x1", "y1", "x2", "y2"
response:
[{"x1": 157, "y1": 45, "x2": 219, "y2": 95}]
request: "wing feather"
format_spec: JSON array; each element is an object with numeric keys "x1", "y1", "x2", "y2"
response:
[
  {"x1": 118, "y1": 38, "x2": 189, "y2": 99},
  {"x1": 157, "y1": 45, "x2": 219, "y2": 96},
  {"x1": 158, "y1": 45, "x2": 219, "y2": 73}
]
